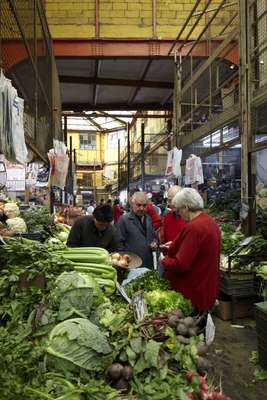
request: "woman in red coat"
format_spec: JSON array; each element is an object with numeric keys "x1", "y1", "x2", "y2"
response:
[
  {"x1": 160, "y1": 188, "x2": 220, "y2": 312},
  {"x1": 113, "y1": 199, "x2": 123, "y2": 224}
]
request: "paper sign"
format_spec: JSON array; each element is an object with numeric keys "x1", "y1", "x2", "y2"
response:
[
  {"x1": 116, "y1": 281, "x2": 132, "y2": 304},
  {"x1": 239, "y1": 236, "x2": 253, "y2": 246},
  {"x1": 132, "y1": 292, "x2": 147, "y2": 322},
  {"x1": 205, "y1": 313, "x2": 215, "y2": 346}
]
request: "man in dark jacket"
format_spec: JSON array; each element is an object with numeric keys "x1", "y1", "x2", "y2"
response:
[
  {"x1": 67, "y1": 204, "x2": 119, "y2": 252},
  {"x1": 116, "y1": 191, "x2": 156, "y2": 268}
]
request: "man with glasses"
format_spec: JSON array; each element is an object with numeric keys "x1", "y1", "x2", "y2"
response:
[{"x1": 117, "y1": 191, "x2": 156, "y2": 268}]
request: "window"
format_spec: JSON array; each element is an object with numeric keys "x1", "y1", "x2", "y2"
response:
[{"x1": 80, "y1": 133, "x2": 96, "y2": 150}]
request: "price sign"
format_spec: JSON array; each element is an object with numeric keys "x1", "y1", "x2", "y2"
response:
[
  {"x1": 115, "y1": 281, "x2": 132, "y2": 304},
  {"x1": 132, "y1": 292, "x2": 147, "y2": 322},
  {"x1": 239, "y1": 236, "x2": 253, "y2": 247}
]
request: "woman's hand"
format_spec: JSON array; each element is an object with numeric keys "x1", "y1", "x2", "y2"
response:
[
  {"x1": 159, "y1": 241, "x2": 172, "y2": 250},
  {"x1": 159, "y1": 252, "x2": 165, "y2": 262}
]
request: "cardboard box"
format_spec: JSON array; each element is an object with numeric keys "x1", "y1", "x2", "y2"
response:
[{"x1": 215, "y1": 298, "x2": 254, "y2": 321}]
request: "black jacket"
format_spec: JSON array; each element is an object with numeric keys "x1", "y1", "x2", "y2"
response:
[{"x1": 67, "y1": 216, "x2": 119, "y2": 252}]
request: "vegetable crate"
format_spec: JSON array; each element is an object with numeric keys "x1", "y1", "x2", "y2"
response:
[
  {"x1": 16, "y1": 232, "x2": 43, "y2": 241},
  {"x1": 220, "y1": 271, "x2": 257, "y2": 297},
  {"x1": 255, "y1": 302, "x2": 267, "y2": 370}
]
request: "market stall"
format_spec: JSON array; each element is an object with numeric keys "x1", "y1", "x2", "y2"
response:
[{"x1": 0, "y1": 237, "x2": 232, "y2": 400}]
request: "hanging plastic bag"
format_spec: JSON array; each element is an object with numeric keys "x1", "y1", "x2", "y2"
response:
[
  {"x1": 52, "y1": 153, "x2": 69, "y2": 189},
  {"x1": 205, "y1": 313, "x2": 216, "y2": 345},
  {"x1": 165, "y1": 149, "x2": 173, "y2": 176}
]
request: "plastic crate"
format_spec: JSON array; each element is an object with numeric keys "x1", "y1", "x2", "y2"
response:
[
  {"x1": 16, "y1": 232, "x2": 43, "y2": 242},
  {"x1": 220, "y1": 271, "x2": 257, "y2": 297},
  {"x1": 255, "y1": 302, "x2": 267, "y2": 369}
]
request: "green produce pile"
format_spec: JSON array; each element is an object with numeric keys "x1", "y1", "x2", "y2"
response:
[
  {"x1": 23, "y1": 206, "x2": 54, "y2": 240},
  {"x1": 55, "y1": 246, "x2": 117, "y2": 295},
  {"x1": 256, "y1": 187, "x2": 267, "y2": 239},
  {"x1": 0, "y1": 240, "x2": 231, "y2": 400},
  {"x1": 220, "y1": 223, "x2": 267, "y2": 273},
  {"x1": 124, "y1": 270, "x2": 170, "y2": 297},
  {"x1": 220, "y1": 224, "x2": 244, "y2": 255}
]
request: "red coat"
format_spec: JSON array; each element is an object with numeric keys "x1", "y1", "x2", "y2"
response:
[
  {"x1": 160, "y1": 211, "x2": 186, "y2": 243},
  {"x1": 146, "y1": 202, "x2": 162, "y2": 231},
  {"x1": 113, "y1": 204, "x2": 123, "y2": 223},
  {"x1": 161, "y1": 212, "x2": 220, "y2": 311}
]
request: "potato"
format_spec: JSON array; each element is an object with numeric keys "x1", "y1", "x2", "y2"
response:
[
  {"x1": 112, "y1": 253, "x2": 121, "y2": 260},
  {"x1": 176, "y1": 323, "x2": 188, "y2": 336},
  {"x1": 118, "y1": 259, "x2": 128, "y2": 267},
  {"x1": 122, "y1": 254, "x2": 131, "y2": 264}
]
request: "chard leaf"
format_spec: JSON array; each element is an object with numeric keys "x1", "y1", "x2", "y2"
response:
[
  {"x1": 126, "y1": 345, "x2": 137, "y2": 366},
  {"x1": 134, "y1": 354, "x2": 148, "y2": 374},
  {"x1": 130, "y1": 336, "x2": 143, "y2": 354},
  {"x1": 144, "y1": 340, "x2": 161, "y2": 368}
]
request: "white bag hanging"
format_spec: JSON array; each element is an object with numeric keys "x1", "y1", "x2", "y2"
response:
[
  {"x1": 165, "y1": 149, "x2": 173, "y2": 176},
  {"x1": 172, "y1": 147, "x2": 182, "y2": 178}
]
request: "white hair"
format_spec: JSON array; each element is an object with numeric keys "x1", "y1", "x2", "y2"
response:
[
  {"x1": 132, "y1": 191, "x2": 148, "y2": 203},
  {"x1": 172, "y1": 188, "x2": 204, "y2": 211},
  {"x1": 167, "y1": 185, "x2": 182, "y2": 198}
]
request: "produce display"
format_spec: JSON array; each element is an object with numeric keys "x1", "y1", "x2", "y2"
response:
[
  {"x1": 220, "y1": 224, "x2": 244, "y2": 256},
  {"x1": 124, "y1": 270, "x2": 170, "y2": 297},
  {"x1": 0, "y1": 201, "x2": 27, "y2": 234},
  {"x1": 23, "y1": 206, "x2": 54, "y2": 239},
  {"x1": 55, "y1": 246, "x2": 117, "y2": 295},
  {"x1": 220, "y1": 223, "x2": 267, "y2": 273},
  {"x1": 0, "y1": 239, "x2": 231, "y2": 399},
  {"x1": 111, "y1": 252, "x2": 132, "y2": 268},
  {"x1": 256, "y1": 186, "x2": 267, "y2": 239}
]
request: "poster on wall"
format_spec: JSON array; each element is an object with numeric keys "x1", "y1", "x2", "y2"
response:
[{"x1": 5, "y1": 162, "x2": 26, "y2": 191}]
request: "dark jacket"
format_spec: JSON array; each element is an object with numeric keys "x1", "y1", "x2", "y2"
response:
[
  {"x1": 116, "y1": 211, "x2": 155, "y2": 268},
  {"x1": 67, "y1": 216, "x2": 119, "y2": 252}
]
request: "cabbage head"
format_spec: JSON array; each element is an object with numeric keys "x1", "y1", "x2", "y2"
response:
[
  {"x1": 46, "y1": 318, "x2": 112, "y2": 372},
  {"x1": 6, "y1": 217, "x2": 27, "y2": 233},
  {"x1": 53, "y1": 271, "x2": 104, "y2": 320}
]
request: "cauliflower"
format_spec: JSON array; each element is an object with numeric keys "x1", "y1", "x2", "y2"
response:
[
  {"x1": 4, "y1": 203, "x2": 20, "y2": 219},
  {"x1": 6, "y1": 217, "x2": 27, "y2": 233}
]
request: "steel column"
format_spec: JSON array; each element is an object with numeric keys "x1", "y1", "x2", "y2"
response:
[
  {"x1": 141, "y1": 122, "x2": 145, "y2": 190},
  {"x1": 64, "y1": 115, "x2": 68, "y2": 144},
  {"x1": 173, "y1": 54, "x2": 182, "y2": 147},
  {"x1": 239, "y1": 0, "x2": 256, "y2": 235},
  {"x1": 127, "y1": 123, "x2": 131, "y2": 194},
  {"x1": 118, "y1": 138, "x2": 121, "y2": 194}
]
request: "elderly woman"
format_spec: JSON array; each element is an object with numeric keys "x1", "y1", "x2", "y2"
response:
[{"x1": 160, "y1": 188, "x2": 220, "y2": 312}]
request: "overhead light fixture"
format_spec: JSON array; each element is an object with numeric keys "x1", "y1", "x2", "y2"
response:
[
  {"x1": 230, "y1": 64, "x2": 235, "y2": 69},
  {"x1": 260, "y1": 60, "x2": 264, "y2": 65}
]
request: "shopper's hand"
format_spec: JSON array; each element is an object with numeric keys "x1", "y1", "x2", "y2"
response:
[
  {"x1": 159, "y1": 252, "x2": 165, "y2": 262},
  {"x1": 159, "y1": 241, "x2": 172, "y2": 250}
]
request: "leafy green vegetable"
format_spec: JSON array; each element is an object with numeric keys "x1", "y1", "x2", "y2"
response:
[
  {"x1": 0, "y1": 239, "x2": 72, "y2": 327},
  {"x1": 46, "y1": 318, "x2": 113, "y2": 372},
  {"x1": 124, "y1": 271, "x2": 170, "y2": 297},
  {"x1": 144, "y1": 289, "x2": 193, "y2": 316},
  {"x1": 23, "y1": 206, "x2": 54, "y2": 240},
  {"x1": 250, "y1": 351, "x2": 267, "y2": 381},
  {"x1": 220, "y1": 224, "x2": 244, "y2": 255},
  {"x1": 52, "y1": 271, "x2": 104, "y2": 320}
]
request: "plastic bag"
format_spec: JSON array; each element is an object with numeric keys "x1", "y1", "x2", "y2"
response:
[{"x1": 205, "y1": 313, "x2": 215, "y2": 345}]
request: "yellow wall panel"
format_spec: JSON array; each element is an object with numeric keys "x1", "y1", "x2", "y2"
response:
[{"x1": 46, "y1": 0, "x2": 238, "y2": 40}]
